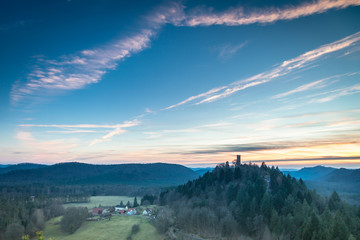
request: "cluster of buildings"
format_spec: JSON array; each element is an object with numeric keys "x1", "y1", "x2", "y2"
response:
[{"x1": 91, "y1": 206, "x2": 153, "y2": 217}]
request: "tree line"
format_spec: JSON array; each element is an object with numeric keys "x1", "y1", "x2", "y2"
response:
[
  {"x1": 0, "y1": 195, "x2": 65, "y2": 240},
  {"x1": 157, "y1": 162, "x2": 360, "y2": 239}
]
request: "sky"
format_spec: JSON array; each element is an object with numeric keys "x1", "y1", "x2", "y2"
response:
[{"x1": 1, "y1": 0, "x2": 360, "y2": 168}]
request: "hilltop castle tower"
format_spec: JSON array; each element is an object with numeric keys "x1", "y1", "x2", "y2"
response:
[{"x1": 236, "y1": 155, "x2": 241, "y2": 166}]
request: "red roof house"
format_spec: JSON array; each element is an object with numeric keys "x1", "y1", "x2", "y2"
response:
[{"x1": 92, "y1": 208, "x2": 104, "y2": 215}]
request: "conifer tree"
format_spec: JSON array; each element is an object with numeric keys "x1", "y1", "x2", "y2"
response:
[
  {"x1": 133, "y1": 197, "x2": 139, "y2": 207},
  {"x1": 332, "y1": 212, "x2": 350, "y2": 240}
]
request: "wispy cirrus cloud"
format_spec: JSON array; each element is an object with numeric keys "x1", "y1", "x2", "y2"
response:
[
  {"x1": 273, "y1": 79, "x2": 327, "y2": 99},
  {"x1": 309, "y1": 84, "x2": 360, "y2": 103},
  {"x1": 272, "y1": 73, "x2": 357, "y2": 99},
  {"x1": 89, "y1": 120, "x2": 140, "y2": 146},
  {"x1": 19, "y1": 123, "x2": 131, "y2": 128},
  {"x1": 216, "y1": 42, "x2": 247, "y2": 59},
  {"x1": 165, "y1": 86, "x2": 226, "y2": 110},
  {"x1": 11, "y1": 2, "x2": 185, "y2": 105},
  {"x1": 182, "y1": 0, "x2": 360, "y2": 26},
  {"x1": 16, "y1": 131, "x2": 78, "y2": 151},
  {"x1": 19, "y1": 119, "x2": 140, "y2": 146},
  {"x1": 11, "y1": 0, "x2": 360, "y2": 106},
  {"x1": 165, "y1": 31, "x2": 360, "y2": 108},
  {"x1": 11, "y1": 30, "x2": 155, "y2": 105},
  {"x1": 46, "y1": 130, "x2": 100, "y2": 134}
]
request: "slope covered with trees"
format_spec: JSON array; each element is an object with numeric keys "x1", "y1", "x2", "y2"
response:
[
  {"x1": 286, "y1": 166, "x2": 360, "y2": 205},
  {"x1": 0, "y1": 163, "x2": 46, "y2": 175},
  {"x1": 0, "y1": 196, "x2": 65, "y2": 240},
  {"x1": 158, "y1": 162, "x2": 360, "y2": 239},
  {"x1": 283, "y1": 166, "x2": 336, "y2": 181},
  {"x1": 0, "y1": 162, "x2": 199, "y2": 186},
  {"x1": 0, "y1": 162, "x2": 199, "y2": 239}
]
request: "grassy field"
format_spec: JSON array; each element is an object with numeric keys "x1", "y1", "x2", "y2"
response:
[
  {"x1": 64, "y1": 196, "x2": 141, "y2": 209},
  {"x1": 43, "y1": 215, "x2": 161, "y2": 240}
]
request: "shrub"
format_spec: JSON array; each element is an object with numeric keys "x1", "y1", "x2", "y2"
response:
[
  {"x1": 60, "y1": 207, "x2": 88, "y2": 233},
  {"x1": 5, "y1": 223, "x2": 24, "y2": 240},
  {"x1": 131, "y1": 224, "x2": 140, "y2": 234}
]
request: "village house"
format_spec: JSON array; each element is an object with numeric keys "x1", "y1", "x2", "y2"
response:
[
  {"x1": 127, "y1": 208, "x2": 137, "y2": 215},
  {"x1": 142, "y1": 208, "x2": 153, "y2": 216},
  {"x1": 115, "y1": 207, "x2": 125, "y2": 212},
  {"x1": 92, "y1": 208, "x2": 104, "y2": 215}
]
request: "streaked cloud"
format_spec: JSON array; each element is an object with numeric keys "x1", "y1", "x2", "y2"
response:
[
  {"x1": 89, "y1": 119, "x2": 140, "y2": 146},
  {"x1": 19, "y1": 120, "x2": 140, "y2": 146},
  {"x1": 20, "y1": 123, "x2": 129, "y2": 128},
  {"x1": 11, "y1": 0, "x2": 360, "y2": 106},
  {"x1": 176, "y1": 137, "x2": 360, "y2": 155},
  {"x1": 11, "y1": 30, "x2": 154, "y2": 104},
  {"x1": 309, "y1": 84, "x2": 360, "y2": 103},
  {"x1": 183, "y1": 0, "x2": 360, "y2": 26},
  {"x1": 250, "y1": 156, "x2": 360, "y2": 163},
  {"x1": 164, "y1": 86, "x2": 226, "y2": 110},
  {"x1": 46, "y1": 130, "x2": 100, "y2": 134},
  {"x1": 165, "y1": 31, "x2": 360, "y2": 108},
  {"x1": 272, "y1": 73, "x2": 358, "y2": 100},
  {"x1": 216, "y1": 42, "x2": 247, "y2": 59},
  {"x1": 10, "y1": 2, "x2": 185, "y2": 105},
  {"x1": 273, "y1": 79, "x2": 326, "y2": 99},
  {"x1": 16, "y1": 131, "x2": 78, "y2": 151}
]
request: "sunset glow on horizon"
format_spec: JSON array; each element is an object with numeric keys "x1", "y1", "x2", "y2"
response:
[{"x1": 1, "y1": 0, "x2": 360, "y2": 168}]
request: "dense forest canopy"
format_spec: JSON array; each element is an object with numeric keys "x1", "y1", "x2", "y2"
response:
[
  {"x1": 158, "y1": 162, "x2": 360, "y2": 239},
  {"x1": 1, "y1": 161, "x2": 360, "y2": 240},
  {"x1": 0, "y1": 162, "x2": 200, "y2": 240},
  {"x1": 0, "y1": 162, "x2": 199, "y2": 186}
]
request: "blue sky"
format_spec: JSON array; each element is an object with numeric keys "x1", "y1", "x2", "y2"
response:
[{"x1": 1, "y1": 0, "x2": 360, "y2": 168}]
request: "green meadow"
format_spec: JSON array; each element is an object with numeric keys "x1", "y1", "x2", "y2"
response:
[
  {"x1": 43, "y1": 215, "x2": 161, "y2": 240},
  {"x1": 63, "y1": 196, "x2": 141, "y2": 209}
]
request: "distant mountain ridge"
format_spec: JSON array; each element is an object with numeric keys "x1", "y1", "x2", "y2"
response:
[
  {"x1": 0, "y1": 163, "x2": 46, "y2": 174},
  {"x1": 283, "y1": 165, "x2": 360, "y2": 182},
  {"x1": 283, "y1": 165, "x2": 360, "y2": 205},
  {"x1": 190, "y1": 167, "x2": 214, "y2": 176},
  {"x1": 0, "y1": 162, "x2": 199, "y2": 186},
  {"x1": 322, "y1": 168, "x2": 360, "y2": 183},
  {"x1": 283, "y1": 165, "x2": 336, "y2": 181}
]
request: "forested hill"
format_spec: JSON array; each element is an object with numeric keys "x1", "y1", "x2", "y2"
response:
[
  {"x1": 283, "y1": 165, "x2": 336, "y2": 181},
  {"x1": 0, "y1": 163, "x2": 46, "y2": 174},
  {"x1": 0, "y1": 162, "x2": 199, "y2": 186},
  {"x1": 322, "y1": 168, "x2": 360, "y2": 182},
  {"x1": 284, "y1": 166, "x2": 360, "y2": 205},
  {"x1": 158, "y1": 162, "x2": 360, "y2": 239},
  {"x1": 283, "y1": 165, "x2": 360, "y2": 183}
]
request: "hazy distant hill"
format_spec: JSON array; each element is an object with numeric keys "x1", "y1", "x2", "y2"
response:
[
  {"x1": 284, "y1": 165, "x2": 360, "y2": 205},
  {"x1": 322, "y1": 168, "x2": 360, "y2": 183},
  {"x1": 283, "y1": 165, "x2": 336, "y2": 180},
  {"x1": 0, "y1": 162, "x2": 199, "y2": 186},
  {"x1": 284, "y1": 165, "x2": 360, "y2": 183},
  {"x1": 0, "y1": 163, "x2": 46, "y2": 174},
  {"x1": 190, "y1": 167, "x2": 214, "y2": 176}
]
